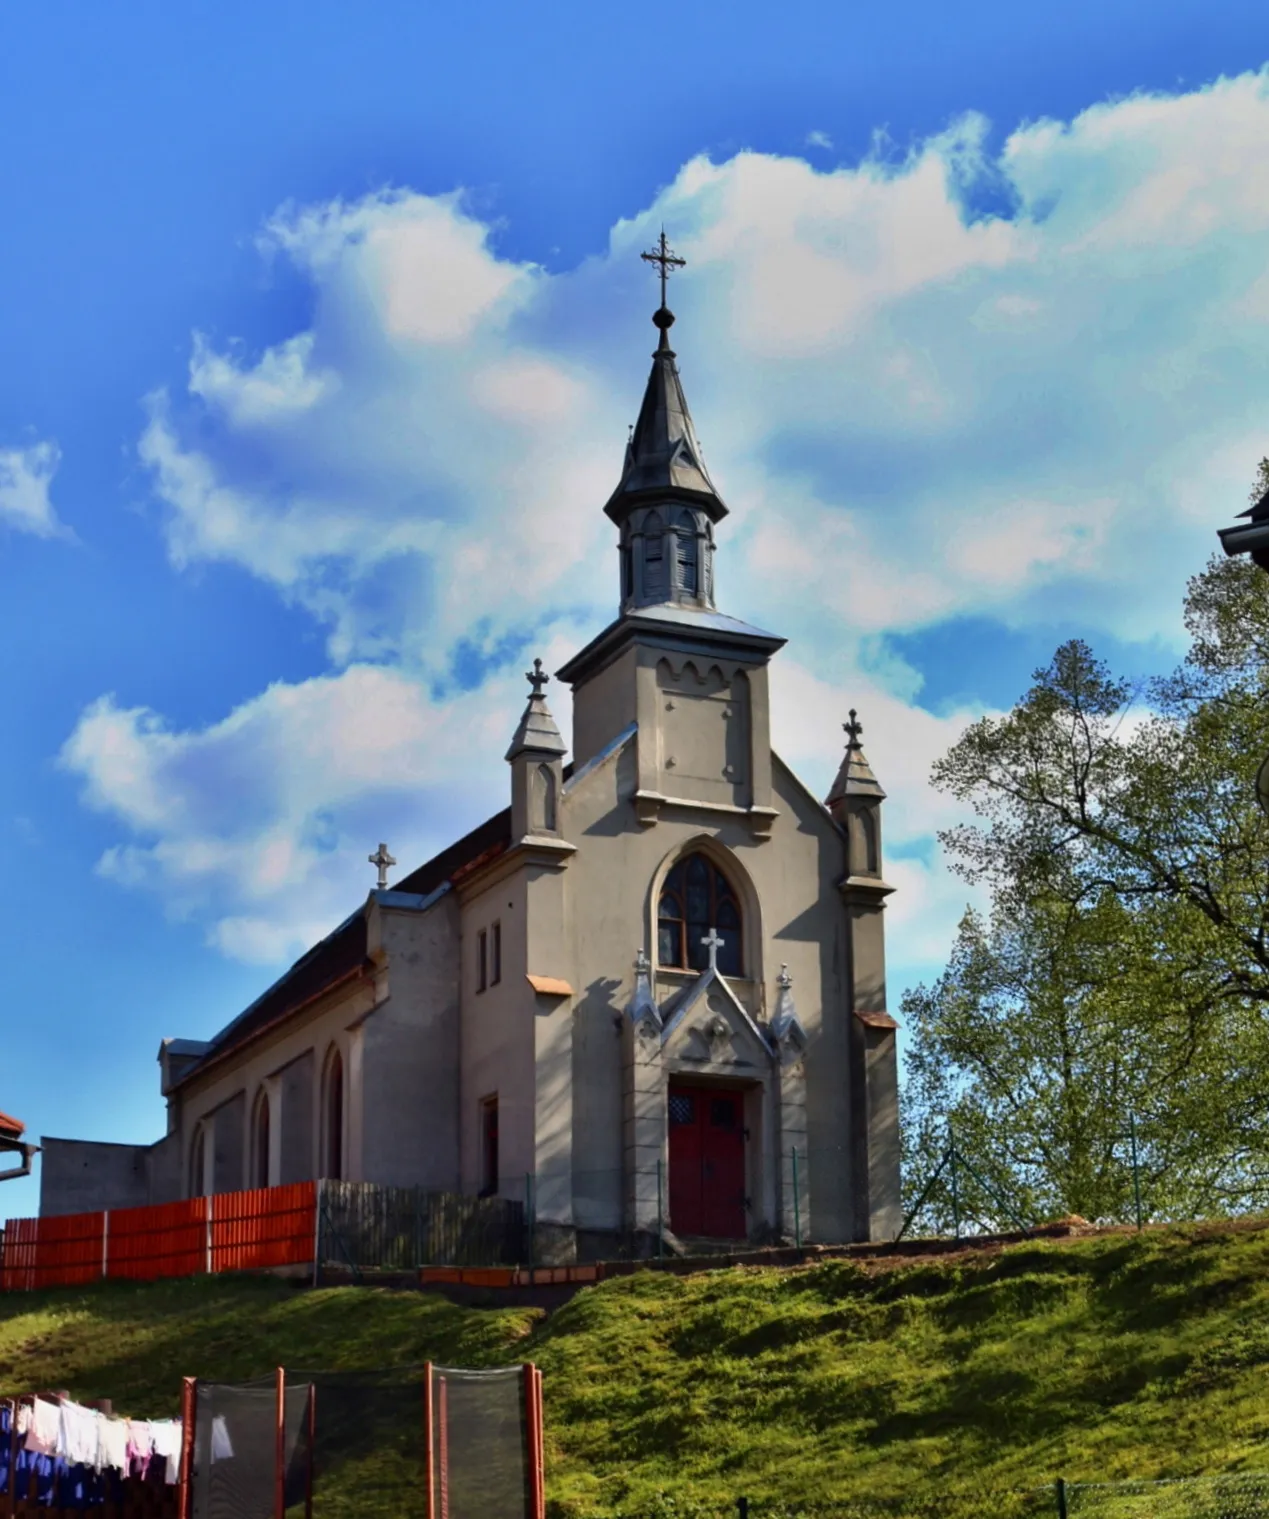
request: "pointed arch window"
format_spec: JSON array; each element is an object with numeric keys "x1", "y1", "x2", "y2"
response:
[
  {"x1": 322, "y1": 1048, "x2": 345, "y2": 1181},
  {"x1": 657, "y1": 853, "x2": 743, "y2": 976},
  {"x1": 189, "y1": 1124, "x2": 206, "y2": 1199},
  {"x1": 252, "y1": 1090, "x2": 271, "y2": 1190},
  {"x1": 534, "y1": 762, "x2": 558, "y2": 832}
]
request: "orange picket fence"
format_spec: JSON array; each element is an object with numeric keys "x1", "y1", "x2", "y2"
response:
[{"x1": 0, "y1": 1181, "x2": 316, "y2": 1291}]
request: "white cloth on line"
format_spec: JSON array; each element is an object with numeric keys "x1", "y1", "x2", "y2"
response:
[
  {"x1": 24, "y1": 1397, "x2": 60, "y2": 1456},
  {"x1": 210, "y1": 1415, "x2": 234, "y2": 1462},
  {"x1": 59, "y1": 1401, "x2": 101, "y2": 1468},
  {"x1": 98, "y1": 1416, "x2": 129, "y2": 1474},
  {"x1": 16, "y1": 1403, "x2": 32, "y2": 1438},
  {"x1": 149, "y1": 1418, "x2": 182, "y2": 1484}
]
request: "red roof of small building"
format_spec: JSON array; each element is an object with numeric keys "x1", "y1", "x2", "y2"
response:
[{"x1": 0, "y1": 1111, "x2": 26, "y2": 1141}]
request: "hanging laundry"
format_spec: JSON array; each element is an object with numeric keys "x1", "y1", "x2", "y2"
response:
[
  {"x1": 98, "y1": 1415, "x2": 129, "y2": 1474},
  {"x1": 23, "y1": 1397, "x2": 60, "y2": 1456},
  {"x1": 149, "y1": 1417, "x2": 183, "y2": 1483},
  {"x1": 58, "y1": 1400, "x2": 101, "y2": 1468},
  {"x1": 126, "y1": 1417, "x2": 155, "y2": 1478},
  {"x1": 210, "y1": 1413, "x2": 234, "y2": 1462}
]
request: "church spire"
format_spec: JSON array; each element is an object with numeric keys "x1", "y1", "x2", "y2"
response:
[
  {"x1": 605, "y1": 235, "x2": 727, "y2": 614},
  {"x1": 826, "y1": 710, "x2": 886, "y2": 810}
]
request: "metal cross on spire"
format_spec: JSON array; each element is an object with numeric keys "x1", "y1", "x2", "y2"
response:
[
  {"x1": 368, "y1": 841, "x2": 396, "y2": 890},
  {"x1": 641, "y1": 229, "x2": 686, "y2": 310},
  {"x1": 700, "y1": 927, "x2": 725, "y2": 975},
  {"x1": 526, "y1": 657, "x2": 549, "y2": 699},
  {"x1": 844, "y1": 709, "x2": 864, "y2": 747}
]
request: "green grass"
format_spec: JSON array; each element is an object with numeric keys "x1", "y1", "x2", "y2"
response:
[{"x1": 5, "y1": 1226, "x2": 1269, "y2": 1517}]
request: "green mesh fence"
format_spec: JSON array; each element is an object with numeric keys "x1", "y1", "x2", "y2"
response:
[{"x1": 1058, "y1": 1474, "x2": 1269, "y2": 1517}]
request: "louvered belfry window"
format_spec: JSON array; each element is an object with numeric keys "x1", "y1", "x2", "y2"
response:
[
  {"x1": 673, "y1": 511, "x2": 699, "y2": 595},
  {"x1": 644, "y1": 512, "x2": 666, "y2": 598},
  {"x1": 677, "y1": 528, "x2": 698, "y2": 594},
  {"x1": 657, "y1": 853, "x2": 743, "y2": 975}
]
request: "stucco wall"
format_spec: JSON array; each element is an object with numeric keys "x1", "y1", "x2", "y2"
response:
[
  {"x1": 175, "y1": 974, "x2": 377, "y2": 1197},
  {"x1": 212, "y1": 1091, "x2": 246, "y2": 1193},
  {"x1": 278, "y1": 1052, "x2": 315, "y2": 1184},
  {"x1": 460, "y1": 871, "x2": 535, "y2": 1199},
  {"x1": 547, "y1": 713, "x2": 865, "y2": 1242},
  {"x1": 361, "y1": 893, "x2": 462, "y2": 1189},
  {"x1": 38, "y1": 1138, "x2": 150, "y2": 1217}
]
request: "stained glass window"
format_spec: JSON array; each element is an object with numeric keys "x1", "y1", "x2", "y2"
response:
[{"x1": 657, "y1": 853, "x2": 743, "y2": 976}]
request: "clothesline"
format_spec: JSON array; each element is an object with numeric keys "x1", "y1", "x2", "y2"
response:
[{"x1": 10, "y1": 1393, "x2": 188, "y2": 1483}]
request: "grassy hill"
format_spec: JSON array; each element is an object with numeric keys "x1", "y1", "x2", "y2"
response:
[{"x1": 3, "y1": 1224, "x2": 1269, "y2": 1517}]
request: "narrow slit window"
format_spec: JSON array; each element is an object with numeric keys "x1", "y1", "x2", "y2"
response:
[
  {"x1": 480, "y1": 1096, "x2": 499, "y2": 1196},
  {"x1": 253, "y1": 1092, "x2": 270, "y2": 1190},
  {"x1": 477, "y1": 930, "x2": 488, "y2": 993},
  {"x1": 491, "y1": 921, "x2": 502, "y2": 985}
]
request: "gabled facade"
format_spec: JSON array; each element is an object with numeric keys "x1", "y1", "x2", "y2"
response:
[{"x1": 39, "y1": 295, "x2": 902, "y2": 1250}]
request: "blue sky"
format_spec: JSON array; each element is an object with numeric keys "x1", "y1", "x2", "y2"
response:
[{"x1": 3, "y1": 0, "x2": 1267, "y2": 1219}]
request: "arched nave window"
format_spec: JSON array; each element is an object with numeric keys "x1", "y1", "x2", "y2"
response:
[
  {"x1": 657, "y1": 853, "x2": 743, "y2": 976},
  {"x1": 188, "y1": 1124, "x2": 206, "y2": 1199},
  {"x1": 252, "y1": 1089, "x2": 271, "y2": 1190},
  {"x1": 322, "y1": 1048, "x2": 345, "y2": 1181}
]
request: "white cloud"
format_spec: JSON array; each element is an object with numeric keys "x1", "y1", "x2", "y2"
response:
[
  {"x1": 189, "y1": 333, "x2": 337, "y2": 424},
  {"x1": 805, "y1": 130, "x2": 834, "y2": 151},
  {"x1": 70, "y1": 69, "x2": 1269, "y2": 983},
  {"x1": 0, "y1": 441, "x2": 68, "y2": 540}
]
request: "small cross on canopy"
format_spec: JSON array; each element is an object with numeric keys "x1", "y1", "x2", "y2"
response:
[
  {"x1": 843, "y1": 709, "x2": 864, "y2": 747},
  {"x1": 700, "y1": 926, "x2": 725, "y2": 975},
  {"x1": 526, "y1": 657, "x2": 550, "y2": 698}
]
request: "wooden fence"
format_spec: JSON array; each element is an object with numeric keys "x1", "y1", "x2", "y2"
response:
[{"x1": 0, "y1": 1179, "x2": 524, "y2": 1291}]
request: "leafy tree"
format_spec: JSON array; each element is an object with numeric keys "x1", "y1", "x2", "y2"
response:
[{"x1": 902, "y1": 547, "x2": 1269, "y2": 1229}]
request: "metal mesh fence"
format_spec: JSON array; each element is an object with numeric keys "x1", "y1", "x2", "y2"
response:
[
  {"x1": 192, "y1": 1377, "x2": 311, "y2": 1519},
  {"x1": 182, "y1": 1365, "x2": 540, "y2": 1519},
  {"x1": 429, "y1": 1366, "x2": 532, "y2": 1519},
  {"x1": 298, "y1": 1367, "x2": 429, "y2": 1519},
  {"x1": 1061, "y1": 1474, "x2": 1269, "y2": 1517}
]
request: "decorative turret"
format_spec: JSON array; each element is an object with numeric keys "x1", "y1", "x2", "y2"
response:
[
  {"x1": 507, "y1": 658, "x2": 566, "y2": 841},
  {"x1": 826, "y1": 710, "x2": 886, "y2": 879},
  {"x1": 604, "y1": 233, "x2": 727, "y2": 614}
]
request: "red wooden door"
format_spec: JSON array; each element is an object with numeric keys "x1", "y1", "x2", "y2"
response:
[{"x1": 668, "y1": 1085, "x2": 747, "y2": 1239}]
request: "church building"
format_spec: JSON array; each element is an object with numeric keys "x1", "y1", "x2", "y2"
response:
[{"x1": 39, "y1": 267, "x2": 902, "y2": 1251}]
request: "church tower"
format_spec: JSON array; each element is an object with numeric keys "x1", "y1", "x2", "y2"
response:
[
  {"x1": 558, "y1": 240, "x2": 785, "y2": 836},
  {"x1": 605, "y1": 302, "x2": 726, "y2": 615}
]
